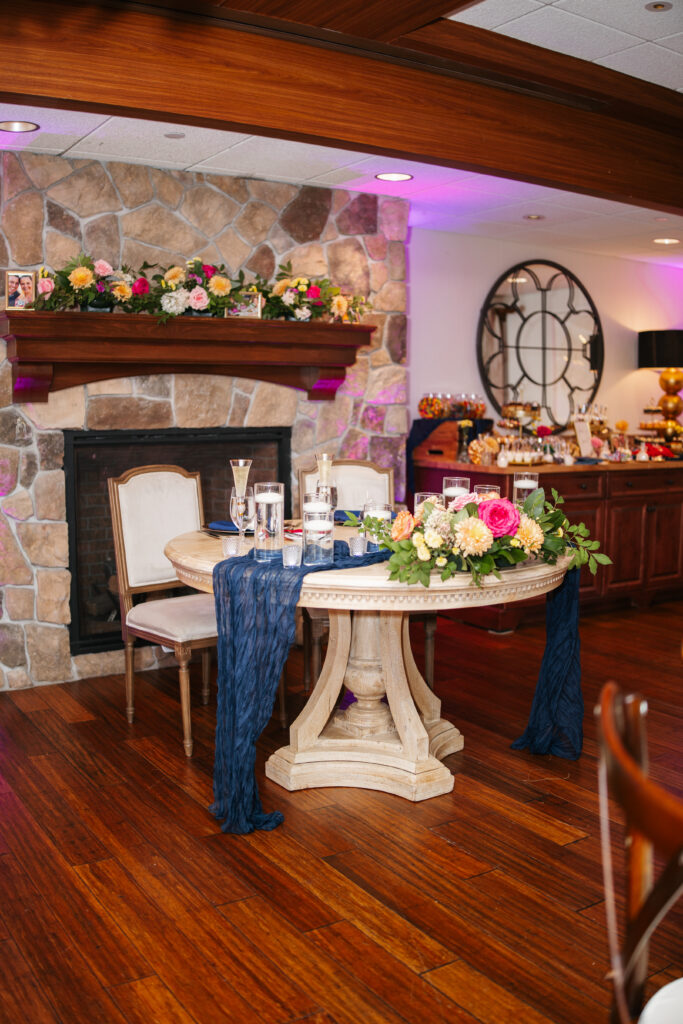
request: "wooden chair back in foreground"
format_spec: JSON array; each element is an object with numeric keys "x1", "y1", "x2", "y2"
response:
[
  {"x1": 596, "y1": 682, "x2": 683, "y2": 1023},
  {"x1": 108, "y1": 464, "x2": 217, "y2": 757}
]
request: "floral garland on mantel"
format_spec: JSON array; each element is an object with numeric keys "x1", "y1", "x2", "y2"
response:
[{"x1": 30, "y1": 254, "x2": 370, "y2": 324}]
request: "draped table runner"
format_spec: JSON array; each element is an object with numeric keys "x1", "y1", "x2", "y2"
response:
[{"x1": 209, "y1": 535, "x2": 581, "y2": 833}]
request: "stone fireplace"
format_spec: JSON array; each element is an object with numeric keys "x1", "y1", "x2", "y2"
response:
[{"x1": 0, "y1": 152, "x2": 409, "y2": 691}]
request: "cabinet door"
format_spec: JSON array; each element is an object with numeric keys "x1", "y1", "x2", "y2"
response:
[
  {"x1": 646, "y1": 494, "x2": 683, "y2": 586},
  {"x1": 563, "y1": 499, "x2": 605, "y2": 598},
  {"x1": 605, "y1": 499, "x2": 648, "y2": 592}
]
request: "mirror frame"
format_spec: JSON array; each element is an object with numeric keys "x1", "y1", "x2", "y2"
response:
[{"x1": 476, "y1": 259, "x2": 604, "y2": 433}]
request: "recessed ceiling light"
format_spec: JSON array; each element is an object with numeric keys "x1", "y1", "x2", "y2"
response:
[
  {"x1": 0, "y1": 120, "x2": 39, "y2": 133},
  {"x1": 164, "y1": 132, "x2": 186, "y2": 139},
  {"x1": 645, "y1": 2, "x2": 672, "y2": 11},
  {"x1": 523, "y1": 213, "x2": 545, "y2": 221},
  {"x1": 653, "y1": 237, "x2": 680, "y2": 245},
  {"x1": 375, "y1": 172, "x2": 413, "y2": 182}
]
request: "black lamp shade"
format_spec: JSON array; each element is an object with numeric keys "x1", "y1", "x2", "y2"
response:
[{"x1": 638, "y1": 330, "x2": 683, "y2": 369}]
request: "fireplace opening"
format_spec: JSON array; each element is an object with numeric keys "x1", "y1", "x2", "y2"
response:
[{"x1": 64, "y1": 426, "x2": 291, "y2": 655}]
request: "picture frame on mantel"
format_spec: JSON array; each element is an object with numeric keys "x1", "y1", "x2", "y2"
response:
[
  {"x1": 227, "y1": 293, "x2": 263, "y2": 319},
  {"x1": 5, "y1": 270, "x2": 35, "y2": 310}
]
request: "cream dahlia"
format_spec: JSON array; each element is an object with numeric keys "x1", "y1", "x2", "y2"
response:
[
  {"x1": 515, "y1": 513, "x2": 544, "y2": 555},
  {"x1": 454, "y1": 517, "x2": 494, "y2": 558}
]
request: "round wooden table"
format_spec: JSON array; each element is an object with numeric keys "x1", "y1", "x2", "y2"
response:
[{"x1": 165, "y1": 530, "x2": 570, "y2": 801}]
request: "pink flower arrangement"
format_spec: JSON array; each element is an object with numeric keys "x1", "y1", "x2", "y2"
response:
[
  {"x1": 188, "y1": 286, "x2": 209, "y2": 310},
  {"x1": 477, "y1": 498, "x2": 521, "y2": 539},
  {"x1": 93, "y1": 259, "x2": 113, "y2": 277}
]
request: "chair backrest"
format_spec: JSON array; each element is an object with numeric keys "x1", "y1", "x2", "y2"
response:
[
  {"x1": 596, "y1": 682, "x2": 683, "y2": 1023},
  {"x1": 108, "y1": 464, "x2": 205, "y2": 597},
  {"x1": 297, "y1": 459, "x2": 394, "y2": 515}
]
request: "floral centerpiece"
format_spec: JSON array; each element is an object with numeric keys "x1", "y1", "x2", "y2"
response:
[
  {"x1": 350, "y1": 487, "x2": 610, "y2": 587},
  {"x1": 235, "y1": 261, "x2": 369, "y2": 323},
  {"x1": 149, "y1": 258, "x2": 237, "y2": 320},
  {"x1": 33, "y1": 254, "x2": 147, "y2": 312}
]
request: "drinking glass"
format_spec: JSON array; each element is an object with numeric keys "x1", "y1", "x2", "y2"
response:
[
  {"x1": 254, "y1": 482, "x2": 285, "y2": 562},
  {"x1": 442, "y1": 477, "x2": 470, "y2": 501},
  {"x1": 362, "y1": 501, "x2": 392, "y2": 551},
  {"x1": 473, "y1": 484, "x2": 501, "y2": 498},
  {"x1": 348, "y1": 534, "x2": 367, "y2": 557},
  {"x1": 282, "y1": 542, "x2": 303, "y2": 567},
  {"x1": 221, "y1": 534, "x2": 241, "y2": 557},
  {"x1": 230, "y1": 458, "x2": 251, "y2": 496},
  {"x1": 303, "y1": 509, "x2": 335, "y2": 566},
  {"x1": 513, "y1": 471, "x2": 539, "y2": 504},
  {"x1": 229, "y1": 485, "x2": 254, "y2": 553}
]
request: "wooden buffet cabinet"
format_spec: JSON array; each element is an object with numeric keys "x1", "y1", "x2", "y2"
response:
[{"x1": 412, "y1": 456, "x2": 683, "y2": 629}]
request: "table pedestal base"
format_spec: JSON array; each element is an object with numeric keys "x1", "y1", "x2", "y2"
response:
[{"x1": 266, "y1": 608, "x2": 463, "y2": 802}]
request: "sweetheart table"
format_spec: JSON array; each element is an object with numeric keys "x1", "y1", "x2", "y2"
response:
[{"x1": 165, "y1": 529, "x2": 571, "y2": 802}]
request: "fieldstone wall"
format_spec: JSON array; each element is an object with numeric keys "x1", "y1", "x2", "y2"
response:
[{"x1": 0, "y1": 152, "x2": 409, "y2": 689}]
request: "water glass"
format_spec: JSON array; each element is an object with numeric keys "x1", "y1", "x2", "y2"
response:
[
  {"x1": 254, "y1": 481, "x2": 285, "y2": 562},
  {"x1": 442, "y1": 476, "x2": 470, "y2": 501},
  {"x1": 348, "y1": 534, "x2": 367, "y2": 557},
  {"x1": 473, "y1": 484, "x2": 501, "y2": 498},
  {"x1": 303, "y1": 508, "x2": 335, "y2": 566},
  {"x1": 513, "y1": 471, "x2": 539, "y2": 504},
  {"x1": 221, "y1": 534, "x2": 240, "y2": 557},
  {"x1": 282, "y1": 542, "x2": 303, "y2": 567}
]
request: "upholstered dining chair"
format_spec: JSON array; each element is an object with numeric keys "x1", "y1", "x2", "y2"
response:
[
  {"x1": 595, "y1": 682, "x2": 683, "y2": 1023},
  {"x1": 108, "y1": 464, "x2": 217, "y2": 757},
  {"x1": 297, "y1": 458, "x2": 437, "y2": 692}
]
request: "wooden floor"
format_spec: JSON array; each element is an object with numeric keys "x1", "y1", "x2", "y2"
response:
[{"x1": 0, "y1": 600, "x2": 681, "y2": 1024}]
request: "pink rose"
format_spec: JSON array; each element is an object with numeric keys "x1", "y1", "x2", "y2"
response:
[
  {"x1": 449, "y1": 491, "x2": 480, "y2": 511},
  {"x1": 93, "y1": 260, "x2": 113, "y2": 277},
  {"x1": 189, "y1": 286, "x2": 209, "y2": 310},
  {"x1": 307, "y1": 285, "x2": 321, "y2": 299},
  {"x1": 37, "y1": 277, "x2": 54, "y2": 295},
  {"x1": 477, "y1": 498, "x2": 521, "y2": 539},
  {"x1": 131, "y1": 277, "x2": 150, "y2": 296},
  {"x1": 202, "y1": 264, "x2": 217, "y2": 279}
]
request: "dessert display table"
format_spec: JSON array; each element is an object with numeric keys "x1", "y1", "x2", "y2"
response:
[{"x1": 165, "y1": 530, "x2": 569, "y2": 801}]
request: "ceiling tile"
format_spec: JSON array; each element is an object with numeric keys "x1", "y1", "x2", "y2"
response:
[
  {"x1": 0, "y1": 104, "x2": 109, "y2": 153},
  {"x1": 311, "y1": 155, "x2": 474, "y2": 193},
  {"x1": 657, "y1": 31, "x2": 683, "y2": 55},
  {"x1": 447, "y1": 0, "x2": 543, "y2": 30},
  {"x1": 555, "y1": 0, "x2": 683, "y2": 42},
  {"x1": 191, "y1": 135, "x2": 369, "y2": 179},
  {"x1": 492, "y1": 6, "x2": 644, "y2": 59},
  {"x1": 63, "y1": 116, "x2": 249, "y2": 169},
  {"x1": 595, "y1": 42, "x2": 683, "y2": 89}
]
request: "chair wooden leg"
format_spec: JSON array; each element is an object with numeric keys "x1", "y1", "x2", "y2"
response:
[
  {"x1": 201, "y1": 648, "x2": 211, "y2": 705},
  {"x1": 176, "y1": 643, "x2": 193, "y2": 757},
  {"x1": 278, "y1": 670, "x2": 287, "y2": 729},
  {"x1": 302, "y1": 610, "x2": 311, "y2": 694},
  {"x1": 423, "y1": 614, "x2": 437, "y2": 691},
  {"x1": 124, "y1": 636, "x2": 135, "y2": 723}
]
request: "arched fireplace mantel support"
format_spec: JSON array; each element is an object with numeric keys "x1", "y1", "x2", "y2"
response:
[{"x1": 2, "y1": 311, "x2": 375, "y2": 403}]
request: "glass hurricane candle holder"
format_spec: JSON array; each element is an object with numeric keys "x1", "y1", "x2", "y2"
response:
[
  {"x1": 254, "y1": 482, "x2": 284, "y2": 561},
  {"x1": 442, "y1": 477, "x2": 470, "y2": 502},
  {"x1": 473, "y1": 484, "x2": 500, "y2": 498},
  {"x1": 513, "y1": 471, "x2": 539, "y2": 505},
  {"x1": 303, "y1": 508, "x2": 335, "y2": 566}
]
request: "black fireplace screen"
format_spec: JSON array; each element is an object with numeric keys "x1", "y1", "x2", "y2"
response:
[{"x1": 63, "y1": 426, "x2": 291, "y2": 655}]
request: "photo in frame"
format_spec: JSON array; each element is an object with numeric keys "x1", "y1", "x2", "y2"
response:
[
  {"x1": 572, "y1": 414, "x2": 595, "y2": 458},
  {"x1": 5, "y1": 270, "x2": 36, "y2": 310},
  {"x1": 227, "y1": 293, "x2": 263, "y2": 319}
]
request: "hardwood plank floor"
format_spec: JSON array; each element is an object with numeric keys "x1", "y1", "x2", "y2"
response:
[{"x1": 0, "y1": 599, "x2": 681, "y2": 1023}]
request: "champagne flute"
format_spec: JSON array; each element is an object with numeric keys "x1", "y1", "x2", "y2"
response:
[
  {"x1": 230, "y1": 485, "x2": 254, "y2": 553},
  {"x1": 230, "y1": 458, "x2": 252, "y2": 497}
]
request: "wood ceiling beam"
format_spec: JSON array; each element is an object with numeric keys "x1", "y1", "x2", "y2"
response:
[{"x1": 5, "y1": 2, "x2": 683, "y2": 213}]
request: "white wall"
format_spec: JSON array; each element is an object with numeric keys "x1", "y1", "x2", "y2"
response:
[{"x1": 407, "y1": 229, "x2": 683, "y2": 433}]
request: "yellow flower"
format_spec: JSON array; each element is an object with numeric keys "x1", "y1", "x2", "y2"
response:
[
  {"x1": 272, "y1": 278, "x2": 292, "y2": 297},
  {"x1": 416, "y1": 544, "x2": 432, "y2": 562},
  {"x1": 165, "y1": 266, "x2": 186, "y2": 286},
  {"x1": 68, "y1": 266, "x2": 94, "y2": 290},
  {"x1": 291, "y1": 277, "x2": 309, "y2": 288},
  {"x1": 515, "y1": 513, "x2": 544, "y2": 555},
  {"x1": 331, "y1": 295, "x2": 348, "y2": 318},
  {"x1": 435, "y1": 556, "x2": 447, "y2": 567},
  {"x1": 208, "y1": 274, "x2": 231, "y2": 296},
  {"x1": 423, "y1": 527, "x2": 444, "y2": 549},
  {"x1": 112, "y1": 281, "x2": 132, "y2": 302},
  {"x1": 160, "y1": 279, "x2": 166, "y2": 287},
  {"x1": 454, "y1": 517, "x2": 494, "y2": 557}
]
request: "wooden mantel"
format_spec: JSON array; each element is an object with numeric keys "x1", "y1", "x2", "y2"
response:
[{"x1": 1, "y1": 312, "x2": 375, "y2": 403}]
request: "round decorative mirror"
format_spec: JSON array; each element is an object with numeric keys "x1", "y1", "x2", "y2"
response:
[{"x1": 476, "y1": 260, "x2": 603, "y2": 433}]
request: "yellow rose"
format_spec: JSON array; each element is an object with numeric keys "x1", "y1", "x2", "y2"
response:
[
  {"x1": 68, "y1": 266, "x2": 94, "y2": 290},
  {"x1": 165, "y1": 266, "x2": 186, "y2": 286}
]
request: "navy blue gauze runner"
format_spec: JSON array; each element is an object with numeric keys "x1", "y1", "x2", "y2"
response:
[
  {"x1": 511, "y1": 567, "x2": 582, "y2": 759},
  {"x1": 211, "y1": 540, "x2": 391, "y2": 834}
]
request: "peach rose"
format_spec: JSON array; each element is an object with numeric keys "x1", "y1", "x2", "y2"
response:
[{"x1": 391, "y1": 509, "x2": 415, "y2": 541}]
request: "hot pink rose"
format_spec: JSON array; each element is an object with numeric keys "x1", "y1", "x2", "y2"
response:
[
  {"x1": 202, "y1": 264, "x2": 217, "y2": 279},
  {"x1": 131, "y1": 277, "x2": 150, "y2": 295},
  {"x1": 93, "y1": 260, "x2": 113, "y2": 277},
  {"x1": 37, "y1": 277, "x2": 55, "y2": 295},
  {"x1": 307, "y1": 285, "x2": 321, "y2": 299},
  {"x1": 189, "y1": 286, "x2": 209, "y2": 310},
  {"x1": 477, "y1": 498, "x2": 521, "y2": 538}
]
